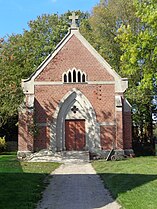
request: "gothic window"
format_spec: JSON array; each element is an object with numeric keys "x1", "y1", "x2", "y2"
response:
[
  {"x1": 68, "y1": 71, "x2": 72, "y2": 82},
  {"x1": 82, "y1": 73, "x2": 85, "y2": 83},
  {"x1": 64, "y1": 74, "x2": 67, "y2": 83},
  {"x1": 63, "y1": 68, "x2": 87, "y2": 83},
  {"x1": 78, "y1": 71, "x2": 81, "y2": 82},
  {"x1": 73, "y1": 69, "x2": 76, "y2": 82}
]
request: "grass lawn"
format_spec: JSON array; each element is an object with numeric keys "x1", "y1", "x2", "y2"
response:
[
  {"x1": 92, "y1": 157, "x2": 157, "y2": 209},
  {"x1": 0, "y1": 154, "x2": 60, "y2": 209}
]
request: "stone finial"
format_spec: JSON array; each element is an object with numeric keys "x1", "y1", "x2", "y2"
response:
[{"x1": 69, "y1": 12, "x2": 79, "y2": 28}]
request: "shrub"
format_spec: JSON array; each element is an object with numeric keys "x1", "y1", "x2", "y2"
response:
[{"x1": 0, "y1": 136, "x2": 7, "y2": 152}]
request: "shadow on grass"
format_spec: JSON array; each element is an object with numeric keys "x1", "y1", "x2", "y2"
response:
[
  {"x1": 1, "y1": 170, "x2": 157, "y2": 209},
  {"x1": 1, "y1": 155, "x2": 157, "y2": 209},
  {"x1": 0, "y1": 173, "x2": 47, "y2": 209},
  {"x1": 98, "y1": 173, "x2": 157, "y2": 199},
  {"x1": 0, "y1": 157, "x2": 55, "y2": 209}
]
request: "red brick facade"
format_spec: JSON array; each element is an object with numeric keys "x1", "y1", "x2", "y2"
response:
[
  {"x1": 35, "y1": 35, "x2": 113, "y2": 82},
  {"x1": 18, "y1": 28, "x2": 133, "y2": 157}
]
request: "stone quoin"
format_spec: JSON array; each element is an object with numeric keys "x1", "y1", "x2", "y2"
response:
[{"x1": 18, "y1": 12, "x2": 133, "y2": 160}]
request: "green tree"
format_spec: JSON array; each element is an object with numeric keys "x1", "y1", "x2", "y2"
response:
[
  {"x1": 0, "y1": 11, "x2": 88, "y2": 125},
  {"x1": 0, "y1": 14, "x2": 69, "y2": 124},
  {"x1": 116, "y1": 0, "x2": 157, "y2": 141},
  {"x1": 80, "y1": 0, "x2": 136, "y2": 72}
]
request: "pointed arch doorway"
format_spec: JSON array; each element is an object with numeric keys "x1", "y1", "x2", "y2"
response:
[
  {"x1": 65, "y1": 119, "x2": 85, "y2": 151},
  {"x1": 50, "y1": 89, "x2": 101, "y2": 152}
]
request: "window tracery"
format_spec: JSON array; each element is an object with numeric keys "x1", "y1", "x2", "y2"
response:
[{"x1": 63, "y1": 68, "x2": 87, "y2": 83}]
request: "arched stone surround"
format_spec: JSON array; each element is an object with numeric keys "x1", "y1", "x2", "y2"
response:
[{"x1": 50, "y1": 88, "x2": 101, "y2": 152}]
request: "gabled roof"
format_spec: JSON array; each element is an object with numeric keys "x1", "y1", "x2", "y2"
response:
[
  {"x1": 22, "y1": 27, "x2": 128, "y2": 94},
  {"x1": 24, "y1": 27, "x2": 122, "y2": 82}
]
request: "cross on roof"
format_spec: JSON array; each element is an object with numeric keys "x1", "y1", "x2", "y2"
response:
[{"x1": 69, "y1": 12, "x2": 79, "y2": 28}]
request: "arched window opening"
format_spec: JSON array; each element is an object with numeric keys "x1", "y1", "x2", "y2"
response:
[
  {"x1": 63, "y1": 68, "x2": 87, "y2": 83},
  {"x1": 68, "y1": 72, "x2": 72, "y2": 82},
  {"x1": 73, "y1": 70, "x2": 76, "y2": 82},
  {"x1": 78, "y1": 71, "x2": 81, "y2": 82},
  {"x1": 82, "y1": 73, "x2": 86, "y2": 83},
  {"x1": 64, "y1": 74, "x2": 67, "y2": 83}
]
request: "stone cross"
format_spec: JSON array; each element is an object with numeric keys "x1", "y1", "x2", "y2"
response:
[{"x1": 69, "y1": 12, "x2": 79, "y2": 28}]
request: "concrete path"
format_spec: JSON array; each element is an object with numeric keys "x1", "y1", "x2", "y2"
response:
[{"x1": 36, "y1": 163, "x2": 121, "y2": 209}]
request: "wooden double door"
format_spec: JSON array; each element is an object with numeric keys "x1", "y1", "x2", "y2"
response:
[{"x1": 65, "y1": 119, "x2": 85, "y2": 151}]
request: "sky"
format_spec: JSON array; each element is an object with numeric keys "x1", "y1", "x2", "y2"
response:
[{"x1": 0, "y1": 0, "x2": 100, "y2": 37}]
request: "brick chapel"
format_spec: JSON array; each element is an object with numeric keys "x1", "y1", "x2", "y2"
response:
[{"x1": 18, "y1": 13, "x2": 133, "y2": 159}]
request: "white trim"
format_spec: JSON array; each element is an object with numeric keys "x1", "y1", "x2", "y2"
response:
[
  {"x1": 88, "y1": 81, "x2": 115, "y2": 85},
  {"x1": 23, "y1": 80, "x2": 115, "y2": 94},
  {"x1": 99, "y1": 122, "x2": 116, "y2": 126},
  {"x1": 115, "y1": 95, "x2": 123, "y2": 112},
  {"x1": 116, "y1": 108, "x2": 123, "y2": 112},
  {"x1": 34, "y1": 81, "x2": 63, "y2": 85},
  {"x1": 34, "y1": 81, "x2": 115, "y2": 85},
  {"x1": 115, "y1": 95, "x2": 122, "y2": 107},
  {"x1": 124, "y1": 99, "x2": 132, "y2": 112}
]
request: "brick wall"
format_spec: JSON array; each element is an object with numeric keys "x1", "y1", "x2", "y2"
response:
[
  {"x1": 123, "y1": 112, "x2": 132, "y2": 149},
  {"x1": 34, "y1": 84, "x2": 115, "y2": 123},
  {"x1": 18, "y1": 110, "x2": 34, "y2": 152},
  {"x1": 35, "y1": 35, "x2": 114, "y2": 82},
  {"x1": 34, "y1": 84, "x2": 115, "y2": 150},
  {"x1": 100, "y1": 126, "x2": 115, "y2": 150},
  {"x1": 18, "y1": 33, "x2": 132, "y2": 152},
  {"x1": 34, "y1": 126, "x2": 50, "y2": 151},
  {"x1": 116, "y1": 111, "x2": 124, "y2": 149}
]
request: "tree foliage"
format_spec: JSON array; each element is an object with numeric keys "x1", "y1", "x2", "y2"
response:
[
  {"x1": 116, "y1": 0, "x2": 157, "y2": 140},
  {"x1": 0, "y1": 11, "x2": 88, "y2": 124},
  {"x1": 0, "y1": 1, "x2": 156, "y2": 147},
  {"x1": 80, "y1": 0, "x2": 136, "y2": 72},
  {"x1": 81, "y1": 0, "x2": 157, "y2": 143}
]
